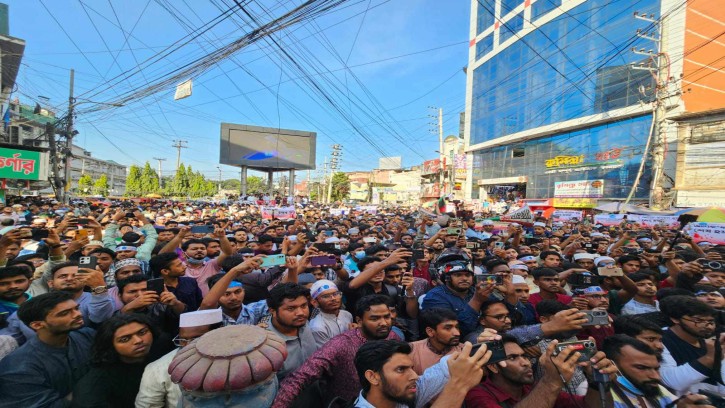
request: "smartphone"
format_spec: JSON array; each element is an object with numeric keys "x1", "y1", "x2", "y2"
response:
[
  {"x1": 78, "y1": 256, "x2": 97, "y2": 270},
  {"x1": 324, "y1": 230, "x2": 334, "y2": 237},
  {"x1": 387, "y1": 243, "x2": 402, "y2": 251},
  {"x1": 31, "y1": 229, "x2": 49, "y2": 241},
  {"x1": 260, "y1": 254, "x2": 287, "y2": 268},
  {"x1": 698, "y1": 259, "x2": 725, "y2": 272},
  {"x1": 478, "y1": 274, "x2": 504, "y2": 286},
  {"x1": 313, "y1": 242, "x2": 336, "y2": 252},
  {"x1": 190, "y1": 225, "x2": 215, "y2": 234},
  {"x1": 447, "y1": 227, "x2": 462, "y2": 235},
  {"x1": 76, "y1": 218, "x2": 90, "y2": 226},
  {"x1": 494, "y1": 241, "x2": 504, "y2": 249},
  {"x1": 147, "y1": 278, "x2": 165, "y2": 295},
  {"x1": 310, "y1": 255, "x2": 337, "y2": 267},
  {"x1": 470, "y1": 340, "x2": 507, "y2": 364},
  {"x1": 598, "y1": 266, "x2": 623, "y2": 277},
  {"x1": 125, "y1": 212, "x2": 135, "y2": 218},
  {"x1": 553, "y1": 340, "x2": 597, "y2": 362},
  {"x1": 363, "y1": 237, "x2": 377, "y2": 243},
  {"x1": 288, "y1": 235, "x2": 298, "y2": 242},
  {"x1": 466, "y1": 242, "x2": 481, "y2": 250},
  {"x1": 75, "y1": 229, "x2": 89, "y2": 241},
  {"x1": 581, "y1": 310, "x2": 610, "y2": 327}
]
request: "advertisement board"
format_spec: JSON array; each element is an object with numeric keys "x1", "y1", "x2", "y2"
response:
[
  {"x1": 554, "y1": 179, "x2": 604, "y2": 198},
  {"x1": 220, "y1": 123, "x2": 316, "y2": 170},
  {"x1": 684, "y1": 222, "x2": 725, "y2": 245}
]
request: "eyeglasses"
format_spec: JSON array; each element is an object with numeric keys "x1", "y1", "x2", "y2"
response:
[
  {"x1": 485, "y1": 314, "x2": 511, "y2": 322},
  {"x1": 172, "y1": 334, "x2": 200, "y2": 347},
  {"x1": 681, "y1": 317, "x2": 716, "y2": 328},
  {"x1": 318, "y1": 291, "x2": 342, "y2": 301}
]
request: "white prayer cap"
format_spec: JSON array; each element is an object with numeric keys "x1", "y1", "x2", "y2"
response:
[
  {"x1": 310, "y1": 279, "x2": 338, "y2": 299},
  {"x1": 512, "y1": 275, "x2": 526, "y2": 284},
  {"x1": 179, "y1": 309, "x2": 222, "y2": 328},
  {"x1": 573, "y1": 253, "x2": 596, "y2": 261}
]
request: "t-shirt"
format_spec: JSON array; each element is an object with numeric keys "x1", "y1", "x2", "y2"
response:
[
  {"x1": 528, "y1": 292, "x2": 572, "y2": 308},
  {"x1": 165, "y1": 277, "x2": 202, "y2": 311}
]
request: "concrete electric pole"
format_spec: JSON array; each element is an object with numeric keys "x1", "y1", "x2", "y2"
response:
[
  {"x1": 326, "y1": 144, "x2": 342, "y2": 204},
  {"x1": 153, "y1": 157, "x2": 166, "y2": 187},
  {"x1": 172, "y1": 140, "x2": 188, "y2": 171},
  {"x1": 63, "y1": 69, "x2": 75, "y2": 203}
]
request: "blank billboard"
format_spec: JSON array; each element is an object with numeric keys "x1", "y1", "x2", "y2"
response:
[{"x1": 220, "y1": 123, "x2": 317, "y2": 170}]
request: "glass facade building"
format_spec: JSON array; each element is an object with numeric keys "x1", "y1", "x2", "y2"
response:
[{"x1": 467, "y1": 0, "x2": 661, "y2": 202}]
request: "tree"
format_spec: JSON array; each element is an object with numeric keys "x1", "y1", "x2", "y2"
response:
[
  {"x1": 93, "y1": 174, "x2": 110, "y2": 197},
  {"x1": 330, "y1": 172, "x2": 350, "y2": 201},
  {"x1": 139, "y1": 162, "x2": 160, "y2": 195},
  {"x1": 246, "y1": 176, "x2": 266, "y2": 195},
  {"x1": 125, "y1": 165, "x2": 142, "y2": 196},
  {"x1": 170, "y1": 164, "x2": 189, "y2": 197},
  {"x1": 77, "y1": 173, "x2": 93, "y2": 195},
  {"x1": 221, "y1": 179, "x2": 241, "y2": 190}
]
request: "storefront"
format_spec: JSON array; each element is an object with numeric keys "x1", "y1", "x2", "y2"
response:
[{"x1": 470, "y1": 115, "x2": 653, "y2": 205}]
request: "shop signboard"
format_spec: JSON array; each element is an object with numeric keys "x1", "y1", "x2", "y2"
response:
[
  {"x1": 551, "y1": 198, "x2": 598, "y2": 208},
  {"x1": 0, "y1": 147, "x2": 49, "y2": 181},
  {"x1": 422, "y1": 159, "x2": 441, "y2": 175},
  {"x1": 501, "y1": 205, "x2": 534, "y2": 225},
  {"x1": 554, "y1": 179, "x2": 604, "y2": 198}
]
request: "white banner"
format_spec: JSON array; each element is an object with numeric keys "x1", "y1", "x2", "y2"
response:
[
  {"x1": 501, "y1": 205, "x2": 534, "y2": 225},
  {"x1": 635, "y1": 215, "x2": 680, "y2": 229},
  {"x1": 260, "y1": 205, "x2": 296, "y2": 220},
  {"x1": 594, "y1": 213, "x2": 627, "y2": 226},
  {"x1": 554, "y1": 179, "x2": 604, "y2": 198},
  {"x1": 684, "y1": 222, "x2": 725, "y2": 245},
  {"x1": 551, "y1": 210, "x2": 584, "y2": 222}
]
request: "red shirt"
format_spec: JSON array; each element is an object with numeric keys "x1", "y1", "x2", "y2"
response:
[
  {"x1": 465, "y1": 378, "x2": 585, "y2": 407},
  {"x1": 528, "y1": 292, "x2": 572, "y2": 308}
]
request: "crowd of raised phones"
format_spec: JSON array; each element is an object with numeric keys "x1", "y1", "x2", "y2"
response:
[{"x1": 0, "y1": 198, "x2": 723, "y2": 408}]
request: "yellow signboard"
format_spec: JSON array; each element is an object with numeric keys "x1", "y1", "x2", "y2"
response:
[
  {"x1": 545, "y1": 155, "x2": 585, "y2": 168},
  {"x1": 552, "y1": 197, "x2": 598, "y2": 208}
]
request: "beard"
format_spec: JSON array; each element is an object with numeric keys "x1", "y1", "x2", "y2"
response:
[
  {"x1": 680, "y1": 322, "x2": 714, "y2": 339},
  {"x1": 361, "y1": 323, "x2": 390, "y2": 340},
  {"x1": 380, "y1": 373, "x2": 416, "y2": 407},
  {"x1": 634, "y1": 379, "x2": 662, "y2": 398}
]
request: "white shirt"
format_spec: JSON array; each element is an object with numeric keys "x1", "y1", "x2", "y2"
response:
[
  {"x1": 135, "y1": 349, "x2": 181, "y2": 408},
  {"x1": 308, "y1": 310, "x2": 353, "y2": 348}
]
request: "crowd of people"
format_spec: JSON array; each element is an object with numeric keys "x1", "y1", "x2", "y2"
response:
[{"x1": 0, "y1": 197, "x2": 723, "y2": 407}]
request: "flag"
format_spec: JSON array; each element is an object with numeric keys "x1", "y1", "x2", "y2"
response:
[
  {"x1": 2, "y1": 106, "x2": 10, "y2": 132},
  {"x1": 435, "y1": 196, "x2": 446, "y2": 215}
]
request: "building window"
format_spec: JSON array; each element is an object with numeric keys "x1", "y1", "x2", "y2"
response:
[
  {"x1": 476, "y1": 34, "x2": 494, "y2": 60},
  {"x1": 9, "y1": 126, "x2": 19, "y2": 144},
  {"x1": 501, "y1": 0, "x2": 522, "y2": 16},
  {"x1": 513, "y1": 147, "x2": 525, "y2": 157},
  {"x1": 477, "y1": 1, "x2": 495, "y2": 35},
  {"x1": 500, "y1": 12, "x2": 524, "y2": 44},
  {"x1": 532, "y1": 0, "x2": 562, "y2": 20}
]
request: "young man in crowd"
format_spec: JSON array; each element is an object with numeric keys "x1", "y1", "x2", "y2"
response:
[
  {"x1": 529, "y1": 267, "x2": 572, "y2": 307},
  {"x1": 272, "y1": 295, "x2": 401, "y2": 408},
  {"x1": 308, "y1": 279, "x2": 353, "y2": 348},
  {"x1": 0, "y1": 292, "x2": 96, "y2": 406},
  {"x1": 621, "y1": 272, "x2": 660, "y2": 315},
  {"x1": 149, "y1": 253, "x2": 203, "y2": 312}
]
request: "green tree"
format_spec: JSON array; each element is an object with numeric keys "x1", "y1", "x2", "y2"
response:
[
  {"x1": 77, "y1": 173, "x2": 93, "y2": 195},
  {"x1": 330, "y1": 172, "x2": 350, "y2": 201},
  {"x1": 171, "y1": 164, "x2": 189, "y2": 197},
  {"x1": 125, "y1": 165, "x2": 142, "y2": 196},
  {"x1": 246, "y1": 176, "x2": 266, "y2": 195},
  {"x1": 139, "y1": 162, "x2": 160, "y2": 195},
  {"x1": 93, "y1": 174, "x2": 110, "y2": 197},
  {"x1": 221, "y1": 179, "x2": 241, "y2": 190}
]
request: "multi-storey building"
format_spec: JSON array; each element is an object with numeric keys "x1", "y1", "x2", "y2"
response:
[{"x1": 463, "y1": 0, "x2": 724, "y2": 209}]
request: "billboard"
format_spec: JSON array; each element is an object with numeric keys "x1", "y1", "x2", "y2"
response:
[
  {"x1": 378, "y1": 157, "x2": 401, "y2": 170},
  {"x1": 220, "y1": 123, "x2": 316, "y2": 170}
]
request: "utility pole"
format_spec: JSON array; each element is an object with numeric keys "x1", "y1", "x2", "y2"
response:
[
  {"x1": 46, "y1": 122, "x2": 63, "y2": 201},
  {"x1": 320, "y1": 157, "x2": 327, "y2": 203},
  {"x1": 216, "y1": 166, "x2": 222, "y2": 192},
  {"x1": 326, "y1": 144, "x2": 342, "y2": 204},
  {"x1": 632, "y1": 11, "x2": 670, "y2": 209},
  {"x1": 63, "y1": 69, "x2": 75, "y2": 203},
  {"x1": 172, "y1": 140, "x2": 188, "y2": 170},
  {"x1": 438, "y1": 107, "x2": 444, "y2": 196},
  {"x1": 152, "y1": 157, "x2": 166, "y2": 187}
]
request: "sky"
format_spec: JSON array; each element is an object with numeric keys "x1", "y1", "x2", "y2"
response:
[{"x1": 8, "y1": 0, "x2": 471, "y2": 182}]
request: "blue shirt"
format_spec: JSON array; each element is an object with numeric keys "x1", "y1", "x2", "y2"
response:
[
  {"x1": 166, "y1": 277, "x2": 202, "y2": 311},
  {"x1": 0, "y1": 327, "x2": 95, "y2": 407},
  {"x1": 0, "y1": 293, "x2": 29, "y2": 315},
  {"x1": 222, "y1": 299, "x2": 269, "y2": 326},
  {"x1": 421, "y1": 285, "x2": 479, "y2": 337}
]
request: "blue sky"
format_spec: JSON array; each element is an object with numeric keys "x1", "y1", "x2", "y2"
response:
[{"x1": 9, "y1": 0, "x2": 470, "y2": 181}]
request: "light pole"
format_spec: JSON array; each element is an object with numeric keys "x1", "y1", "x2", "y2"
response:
[{"x1": 216, "y1": 166, "x2": 222, "y2": 193}]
